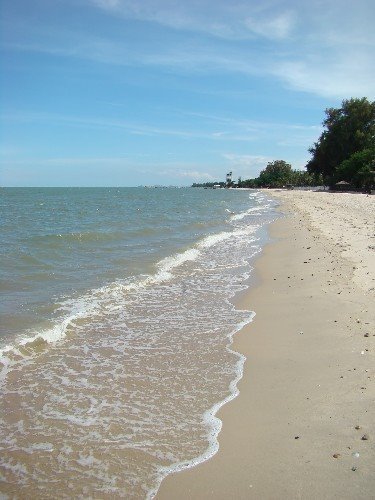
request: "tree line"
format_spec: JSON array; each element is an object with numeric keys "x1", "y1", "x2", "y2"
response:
[
  {"x1": 193, "y1": 97, "x2": 374, "y2": 190},
  {"x1": 238, "y1": 161, "x2": 321, "y2": 189}
]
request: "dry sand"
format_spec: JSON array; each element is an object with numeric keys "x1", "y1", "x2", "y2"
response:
[
  {"x1": 157, "y1": 190, "x2": 375, "y2": 499},
  {"x1": 272, "y1": 190, "x2": 375, "y2": 294}
]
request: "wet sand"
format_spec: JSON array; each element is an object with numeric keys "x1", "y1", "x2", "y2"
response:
[{"x1": 157, "y1": 191, "x2": 375, "y2": 499}]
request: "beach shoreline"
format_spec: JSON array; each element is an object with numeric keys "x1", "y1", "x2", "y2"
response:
[{"x1": 157, "y1": 191, "x2": 374, "y2": 499}]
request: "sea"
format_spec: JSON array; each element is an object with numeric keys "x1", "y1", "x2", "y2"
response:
[{"x1": 0, "y1": 187, "x2": 278, "y2": 498}]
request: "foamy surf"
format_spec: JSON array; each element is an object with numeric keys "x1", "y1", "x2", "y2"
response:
[
  {"x1": 0, "y1": 223, "x2": 260, "y2": 375},
  {"x1": 148, "y1": 313, "x2": 255, "y2": 500}
]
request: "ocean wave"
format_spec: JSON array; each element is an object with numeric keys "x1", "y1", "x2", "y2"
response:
[
  {"x1": 0, "y1": 223, "x2": 259, "y2": 381},
  {"x1": 0, "y1": 191, "x2": 276, "y2": 387},
  {"x1": 231, "y1": 205, "x2": 265, "y2": 221}
]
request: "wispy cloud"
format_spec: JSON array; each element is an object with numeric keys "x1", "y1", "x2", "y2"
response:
[
  {"x1": 4, "y1": 34, "x2": 268, "y2": 78},
  {"x1": 222, "y1": 153, "x2": 271, "y2": 178},
  {"x1": 89, "y1": 0, "x2": 286, "y2": 40},
  {"x1": 2, "y1": 109, "x2": 320, "y2": 148},
  {"x1": 274, "y1": 51, "x2": 375, "y2": 98},
  {"x1": 93, "y1": 0, "x2": 121, "y2": 8},
  {"x1": 85, "y1": 0, "x2": 375, "y2": 98},
  {"x1": 0, "y1": 156, "x2": 217, "y2": 186},
  {"x1": 222, "y1": 152, "x2": 311, "y2": 177},
  {"x1": 3, "y1": 0, "x2": 374, "y2": 99},
  {"x1": 1, "y1": 111, "x2": 208, "y2": 139},
  {"x1": 35, "y1": 157, "x2": 131, "y2": 166},
  {"x1": 223, "y1": 153, "x2": 271, "y2": 166},
  {"x1": 156, "y1": 169, "x2": 215, "y2": 181},
  {"x1": 244, "y1": 10, "x2": 296, "y2": 40}
]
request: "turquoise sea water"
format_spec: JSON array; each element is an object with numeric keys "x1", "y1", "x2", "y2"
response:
[{"x1": 0, "y1": 187, "x2": 278, "y2": 498}]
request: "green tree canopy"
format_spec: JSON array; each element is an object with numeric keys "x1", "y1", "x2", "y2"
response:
[
  {"x1": 257, "y1": 160, "x2": 293, "y2": 187},
  {"x1": 334, "y1": 147, "x2": 375, "y2": 189},
  {"x1": 306, "y1": 97, "x2": 375, "y2": 186},
  {"x1": 240, "y1": 161, "x2": 319, "y2": 188}
]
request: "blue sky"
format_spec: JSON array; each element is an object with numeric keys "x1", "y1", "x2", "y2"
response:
[{"x1": 1, "y1": 0, "x2": 374, "y2": 186}]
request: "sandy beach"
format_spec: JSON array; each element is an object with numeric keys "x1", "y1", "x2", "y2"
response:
[{"x1": 157, "y1": 190, "x2": 375, "y2": 499}]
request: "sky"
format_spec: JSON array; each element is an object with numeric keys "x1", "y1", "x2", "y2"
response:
[{"x1": 1, "y1": 0, "x2": 374, "y2": 187}]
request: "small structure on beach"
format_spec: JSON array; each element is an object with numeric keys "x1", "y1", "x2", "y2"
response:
[{"x1": 334, "y1": 180, "x2": 351, "y2": 191}]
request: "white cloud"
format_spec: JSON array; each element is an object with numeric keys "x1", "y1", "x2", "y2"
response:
[
  {"x1": 1, "y1": 111, "x2": 212, "y2": 139},
  {"x1": 222, "y1": 152, "x2": 312, "y2": 178},
  {"x1": 85, "y1": 0, "x2": 375, "y2": 99},
  {"x1": 4, "y1": 0, "x2": 375, "y2": 99},
  {"x1": 92, "y1": 0, "x2": 120, "y2": 8},
  {"x1": 88, "y1": 0, "x2": 297, "y2": 41},
  {"x1": 274, "y1": 51, "x2": 375, "y2": 99},
  {"x1": 0, "y1": 157, "x2": 216, "y2": 186},
  {"x1": 222, "y1": 153, "x2": 271, "y2": 178},
  {"x1": 157, "y1": 169, "x2": 215, "y2": 181},
  {"x1": 244, "y1": 11, "x2": 296, "y2": 40}
]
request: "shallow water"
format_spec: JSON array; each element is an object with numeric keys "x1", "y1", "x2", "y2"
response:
[{"x1": 0, "y1": 187, "x2": 278, "y2": 498}]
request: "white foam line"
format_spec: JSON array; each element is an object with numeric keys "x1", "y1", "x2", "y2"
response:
[
  {"x1": 148, "y1": 311, "x2": 256, "y2": 500},
  {"x1": 0, "y1": 309, "x2": 93, "y2": 385},
  {"x1": 153, "y1": 248, "x2": 201, "y2": 283},
  {"x1": 230, "y1": 206, "x2": 264, "y2": 221}
]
